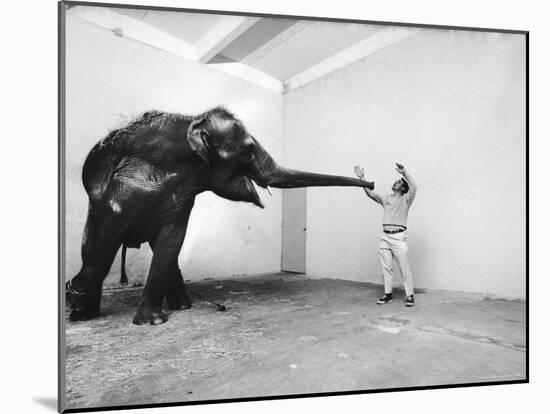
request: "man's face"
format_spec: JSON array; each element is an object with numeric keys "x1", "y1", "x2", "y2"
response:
[{"x1": 392, "y1": 179, "x2": 405, "y2": 193}]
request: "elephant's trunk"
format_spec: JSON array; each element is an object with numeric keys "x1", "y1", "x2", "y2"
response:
[
  {"x1": 265, "y1": 167, "x2": 374, "y2": 189},
  {"x1": 252, "y1": 147, "x2": 374, "y2": 189}
]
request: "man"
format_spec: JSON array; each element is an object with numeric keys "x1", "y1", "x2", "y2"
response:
[{"x1": 354, "y1": 163, "x2": 417, "y2": 307}]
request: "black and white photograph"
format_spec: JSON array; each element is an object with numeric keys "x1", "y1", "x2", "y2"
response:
[{"x1": 59, "y1": 1, "x2": 527, "y2": 412}]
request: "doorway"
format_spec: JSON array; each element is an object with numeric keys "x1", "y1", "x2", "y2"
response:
[{"x1": 281, "y1": 188, "x2": 307, "y2": 273}]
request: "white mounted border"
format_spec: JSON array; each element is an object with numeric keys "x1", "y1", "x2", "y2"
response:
[{"x1": 284, "y1": 26, "x2": 420, "y2": 93}]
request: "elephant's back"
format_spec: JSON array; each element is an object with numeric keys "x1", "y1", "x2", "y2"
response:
[
  {"x1": 92, "y1": 112, "x2": 195, "y2": 168},
  {"x1": 81, "y1": 111, "x2": 200, "y2": 200}
]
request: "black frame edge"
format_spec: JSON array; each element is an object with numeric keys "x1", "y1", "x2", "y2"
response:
[
  {"x1": 525, "y1": 30, "x2": 529, "y2": 384},
  {"x1": 58, "y1": 1, "x2": 67, "y2": 413},
  {"x1": 62, "y1": 379, "x2": 529, "y2": 413},
  {"x1": 62, "y1": 0, "x2": 528, "y2": 35}
]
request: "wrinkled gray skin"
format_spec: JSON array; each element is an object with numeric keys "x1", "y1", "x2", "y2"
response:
[{"x1": 66, "y1": 107, "x2": 374, "y2": 325}]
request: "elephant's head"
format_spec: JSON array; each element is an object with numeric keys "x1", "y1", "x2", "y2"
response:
[{"x1": 187, "y1": 107, "x2": 374, "y2": 208}]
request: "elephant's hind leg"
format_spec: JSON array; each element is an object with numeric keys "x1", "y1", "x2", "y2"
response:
[
  {"x1": 67, "y1": 263, "x2": 115, "y2": 321},
  {"x1": 66, "y1": 228, "x2": 120, "y2": 321},
  {"x1": 67, "y1": 187, "x2": 151, "y2": 321}
]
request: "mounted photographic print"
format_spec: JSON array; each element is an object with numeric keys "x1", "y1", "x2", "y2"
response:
[{"x1": 59, "y1": 1, "x2": 528, "y2": 412}]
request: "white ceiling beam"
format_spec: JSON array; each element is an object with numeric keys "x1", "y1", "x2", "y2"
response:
[
  {"x1": 68, "y1": 7, "x2": 281, "y2": 94},
  {"x1": 284, "y1": 26, "x2": 420, "y2": 93},
  {"x1": 196, "y1": 17, "x2": 260, "y2": 64},
  {"x1": 207, "y1": 62, "x2": 284, "y2": 94},
  {"x1": 68, "y1": 6, "x2": 197, "y2": 60},
  {"x1": 241, "y1": 21, "x2": 313, "y2": 65}
]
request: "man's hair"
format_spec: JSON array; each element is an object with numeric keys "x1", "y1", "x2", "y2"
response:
[{"x1": 400, "y1": 179, "x2": 410, "y2": 194}]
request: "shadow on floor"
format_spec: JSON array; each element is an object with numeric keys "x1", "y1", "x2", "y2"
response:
[{"x1": 33, "y1": 397, "x2": 57, "y2": 412}]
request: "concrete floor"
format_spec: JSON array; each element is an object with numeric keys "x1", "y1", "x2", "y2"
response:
[{"x1": 64, "y1": 273, "x2": 526, "y2": 410}]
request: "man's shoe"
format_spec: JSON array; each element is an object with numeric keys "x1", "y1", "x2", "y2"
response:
[
  {"x1": 377, "y1": 294, "x2": 393, "y2": 305},
  {"x1": 405, "y1": 295, "x2": 415, "y2": 307}
]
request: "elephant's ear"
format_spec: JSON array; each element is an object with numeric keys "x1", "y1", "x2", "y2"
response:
[{"x1": 187, "y1": 118, "x2": 210, "y2": 166}]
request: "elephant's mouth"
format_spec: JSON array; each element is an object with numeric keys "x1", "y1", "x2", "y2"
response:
[{"x1": 245, "y1": 176, "x2": 272, "y2": 209}]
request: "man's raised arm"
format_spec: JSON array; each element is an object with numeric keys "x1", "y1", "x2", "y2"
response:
[
  {"x1": 354, "y1": 165, "x2": 383, "y2": 205},
  {"x1": 396, "y1": 163, "x2": 417, "y2": 203}
]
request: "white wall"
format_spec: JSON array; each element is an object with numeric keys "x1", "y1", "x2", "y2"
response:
[
  {"x1": 65, "y1": 13, "x2": 283, "y2": 287},
  {"x1": 283, "y1": 29, "x2": 526, "y2": 298}
]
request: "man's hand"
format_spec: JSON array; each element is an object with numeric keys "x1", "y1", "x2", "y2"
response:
[
  {"x1": 354, "y1": 165, "x2": 365, "y2": 180},
  {"x1": 395, "y1": 163, "x2": 406, "y2": 175},
  {"x1": 355, "y1": 164, "x2": 381, "y2": 204}
]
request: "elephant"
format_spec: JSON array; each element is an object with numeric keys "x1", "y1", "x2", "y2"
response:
[{"x1": 65, "y1": 107, "x2": 374, "y2": 325}]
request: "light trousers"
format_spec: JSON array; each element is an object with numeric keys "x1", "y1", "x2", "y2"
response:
[{"x1": 379, "y1": 231, "x2": 414, "y2": 296}]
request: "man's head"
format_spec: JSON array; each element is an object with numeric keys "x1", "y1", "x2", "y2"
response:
[{"x1": 392, "y1": 178, "x2": 409, "y2": 195}]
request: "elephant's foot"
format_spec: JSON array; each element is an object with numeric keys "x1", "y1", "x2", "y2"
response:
[
  {"x1": 133, "y1": 302, "x2": 168, "y2": 325},
  {"x1": 165, "y1": 289, "x2": 192, "y2": 311},
  {"x1": 69, "y1": 307, "x2": 100, "y2": 322},
  {"x1": 66, "y1": 280, "x2": 101, "y2": 322}
]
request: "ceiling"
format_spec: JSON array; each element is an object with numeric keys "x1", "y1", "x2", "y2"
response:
[
  {"x1": 115, "y1": 8, "x2": 231, "y2": 45},
  {"x1": 68, "y1": 6, "x2": 420, "y2": 94}
]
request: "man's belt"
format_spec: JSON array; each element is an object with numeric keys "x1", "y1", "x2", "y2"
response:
[{"x1": 383, "y1": 228, "x2": 405, "y2": 234}]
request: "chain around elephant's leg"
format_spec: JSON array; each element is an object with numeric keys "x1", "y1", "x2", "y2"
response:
[{"x1": 66, "y1": 254, "x2": 117, "y2": 321}]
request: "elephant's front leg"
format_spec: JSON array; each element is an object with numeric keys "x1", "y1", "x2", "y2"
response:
[
  {"x1": 133, "y1": 221, "x2": 189, "y2": 325},
  {"x1": 165, "y1": 267, "x2": 192, "y2": 311},
  {"x1": 143, "y1": 240, "x2": 191, "y2": 312}
]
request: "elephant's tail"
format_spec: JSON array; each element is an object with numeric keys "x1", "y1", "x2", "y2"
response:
[{"x1": 120, "y1": 244, "x2": 128, "y2": 287}]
